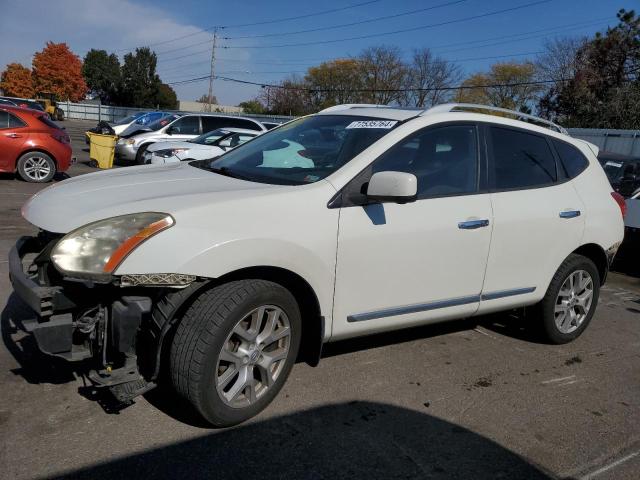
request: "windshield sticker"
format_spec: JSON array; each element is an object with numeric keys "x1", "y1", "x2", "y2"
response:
[
  {"x1": 605, "y1": 161, "x2": 623, "y2": 168},
  {"x1": 346, "y1": 120, "x2": 398, "y2": 129}
]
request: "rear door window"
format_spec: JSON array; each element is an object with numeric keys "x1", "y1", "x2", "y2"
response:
[{"x1": 489, "y1": 127, "x2": 557, "y2": 190}]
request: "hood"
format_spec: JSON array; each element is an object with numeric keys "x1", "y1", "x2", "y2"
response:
[
  {"x1": 22, "y1": 162, "x2": 280, "y2": 233},
  {"x1": 147, "y1": 141, "x2": 210, "y2": 152},
  {"x1": 119, "y1": 124, "x2": 152, "y2": 138}
]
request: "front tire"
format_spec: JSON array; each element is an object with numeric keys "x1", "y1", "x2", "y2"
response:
[
  {"x1": 170, "y1": 280, "x2": 301, "y2": 427},
  {"x1": 536, "y1": 254, "x2": 600, "y2": 344},
  {"x1": 17, "y1": 152, "x2": 56, "y2": 183},
  {"x1": 135, "y1": 144, "x2": 150, "y2": 165}
]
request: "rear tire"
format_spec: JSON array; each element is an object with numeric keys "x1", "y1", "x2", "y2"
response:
[
  {"x1": 535, "y1": 254, "x2": 600, "y2": 344},
  {"x1": 55, "y1": 108, "x2": 64, "y2": 121},
  {"x1": 17, "y1": 152, "x2": 56, "y2": 183},
  {"x1": 170, "y1": 280, "x2": 301, "y2": 427}
]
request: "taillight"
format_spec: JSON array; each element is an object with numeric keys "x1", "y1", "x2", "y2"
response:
[
  {"x1": 611, "y1": 192, "x2": 627, "y2": 218},
  {"x1": 50, "y1": 133, "x2": 70, "y2": 144}
]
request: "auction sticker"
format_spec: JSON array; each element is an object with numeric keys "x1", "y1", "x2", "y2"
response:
[{"x1": 346, "y1": 120, "x2": 398, "y2": 129}]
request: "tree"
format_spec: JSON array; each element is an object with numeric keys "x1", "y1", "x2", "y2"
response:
[
  {"x1": 120, "y1": 47, "x2": 162, "y2": 108},
  {"x1": 259, "y1": 75, "x2": 310, "y2": 115},
  {"x1": 32, "y1": 42, "x2": 87, "y2": 101},
  {"x1": 403, "y1": 48, "x2": 461, "y2": 107},
  {"x1": 455, "y1": 62, "x2": 541, "y2": 111},
  {"x1": 82, "y1": 49, "x2": 121, "y2": 104},
  {"x1": 238, "y1": 99, "x2": 265, "y2": 114},
  {"x1": 0, "y1": 63, "x2": 34, "y2": 98},
  {"x1": 197, "y1": 93, "x2": 218, "y2": 104},
  {"x1": 155, "y1": 83, "x2": 178, "y2": 109},
  {"x1": 305, "y1": 58, "x2": 364, "y2": 110},
  {"x1": 359, "y1": 46, "x2": 407, "y2": 104},
  {"x1": 539, "y1": 9, "x2": 640, "y2": 128}
]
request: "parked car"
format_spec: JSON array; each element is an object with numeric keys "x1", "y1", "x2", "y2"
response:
[
  {"x1": 261, "y1": 121, "x2": 283, "y2": 130},
  {"x1": 0, "y1": 96, "x2": 46, "y2": 112},
  {"x1": 598, "y1": 151, "x2": 640, "y2": 198},
  {"x1": 0, "y1": 105, "x2": 71, "y2": 182},
  {"x1": 86, "y1": 111, "x2": 172, "y2": 143},
  {"x1": 10, "y1": 103, "x2": 624, "y2": 427},
  {"x1": 115, "y1": 113, "x2": 268, "y2": 164},
  {"x1": 144, "y1": 128, "x2": 261, "y2": 164}
]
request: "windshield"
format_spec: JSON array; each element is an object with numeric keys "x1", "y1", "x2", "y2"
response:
[
  {"x1": 114, "y1": 113, "x2": 144, "y2": 125},
  {"x1": 192, "y1": 115, "x2": 398, "y2": 185},
  {"x1": 190, "y1": 129, "x2": 229, "y2": 145},
  {"x1": 148, "y1": 114, "x2": 180, "y2": 131}
]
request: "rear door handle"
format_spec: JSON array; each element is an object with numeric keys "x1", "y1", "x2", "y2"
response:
[
  {"x1": 559, "y1": 210, "x2": 581, "y2": 219},
  {"x1": 5, "y1": 133, "x2": 22, "y2": 139},
  {"x1": 458, "y1": 219, "x2": 490, "y2": 229}
]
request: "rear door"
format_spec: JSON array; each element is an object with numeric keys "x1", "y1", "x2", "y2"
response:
[
  {"x1": 478, "y1": 125, "x2": 585, "y2": 313},
  {"x1": 0, "y1": 110, "x2": 28, "y2": 172}
]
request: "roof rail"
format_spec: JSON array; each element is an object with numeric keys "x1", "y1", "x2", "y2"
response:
[
  {"x1": 319, "y1": 104, "x2": 394, "y2": 113},
  {"x1": 423, "y1": 103, "x2": 568, "y2": 134}
]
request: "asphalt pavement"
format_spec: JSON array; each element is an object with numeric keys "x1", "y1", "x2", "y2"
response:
[{"x1": 0, "y1": 122, "x2": 639, "y2": 479}]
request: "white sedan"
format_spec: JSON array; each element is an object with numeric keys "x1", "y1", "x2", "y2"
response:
[{"x1": 144, "y1": 128, "x2": 260, "y2": 164}]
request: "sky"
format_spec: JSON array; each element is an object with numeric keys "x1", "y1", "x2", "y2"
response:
[{"x1": 0, "y1": 0, "x2": 632, "y2": 106}]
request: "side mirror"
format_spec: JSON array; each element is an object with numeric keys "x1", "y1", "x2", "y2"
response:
[
  {"x1": 166, "y1": 126, "x2": 175, "y2": 135},
  {"x1": 366, "y1": 171, "x2": 417, "y2": 204},
  {"x1": 218, "y1": 138, "x2": 232, "y2": 148}
]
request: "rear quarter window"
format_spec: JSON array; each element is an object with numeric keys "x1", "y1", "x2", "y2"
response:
[{"x1": 553, "y1": 139, "x2": 589, "y2": 179}]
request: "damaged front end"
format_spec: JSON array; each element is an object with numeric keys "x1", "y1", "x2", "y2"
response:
[{"x1": 9, "y1": 232, "x2": 198, "y2": 403}]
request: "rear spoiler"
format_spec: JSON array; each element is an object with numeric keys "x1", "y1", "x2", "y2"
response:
[{"x1": 572, "y1": 138, "x2": 599, "y2": 158}]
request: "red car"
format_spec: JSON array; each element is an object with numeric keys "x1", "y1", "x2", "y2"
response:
[{"x1": 0, "y1": 105, "x2": 72, "y2": 182}]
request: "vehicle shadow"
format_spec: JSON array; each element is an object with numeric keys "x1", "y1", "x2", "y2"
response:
[{"x1": 51, "y1": 401, "x2": 554, "y2": 480}]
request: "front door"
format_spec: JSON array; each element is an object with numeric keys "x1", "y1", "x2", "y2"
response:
[{"x1": 332, "y1": 124, "x2": 493, "y2": 339}]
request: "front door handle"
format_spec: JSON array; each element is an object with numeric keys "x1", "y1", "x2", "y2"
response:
[
  {"x1": 458, "y1": 219, "x2": 490, "y2": 229},
  {"x1": 559, "y1": 210, "x2": 581, "y2": 219}
]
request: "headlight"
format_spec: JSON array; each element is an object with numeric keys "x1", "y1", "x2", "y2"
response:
[
  {"x1": 51, "y1": 213, "x2": 174, "y2": 280},
  {"x1": 154, "y1": 148, "x2": 188, "y2": 158}
]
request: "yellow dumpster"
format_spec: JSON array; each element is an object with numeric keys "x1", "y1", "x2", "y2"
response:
[{"x1": 87, "y1": 132, "x2": 117, "y2": 169}]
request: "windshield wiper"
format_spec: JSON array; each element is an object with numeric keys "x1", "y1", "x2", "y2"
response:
[{"x1": 208, "y1": 166, "x2": 252, "y2": 181}]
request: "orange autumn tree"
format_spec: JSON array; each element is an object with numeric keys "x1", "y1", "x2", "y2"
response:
[
  {"x1": 0, "y1": 63, "x2": 35, "y2": 98},
  {"x1": 32, "y1": 42, "x2": 87, "y2": 101}
]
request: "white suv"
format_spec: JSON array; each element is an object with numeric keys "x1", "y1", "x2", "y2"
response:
[{"x1": 9, "y1": 103, "x2": 624, "y2": 427}]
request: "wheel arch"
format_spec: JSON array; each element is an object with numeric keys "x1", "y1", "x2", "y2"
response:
[
  {"x1": 572, "y1": 243, "x2": 608, "y2": 285},
  {"x1": 149, "y1": 266, "x2": 325, "y2": 382}
]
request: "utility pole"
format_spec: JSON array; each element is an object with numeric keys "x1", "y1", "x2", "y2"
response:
[{"x1": 205, "y1": 28, "x2": 218, "y2": 113}]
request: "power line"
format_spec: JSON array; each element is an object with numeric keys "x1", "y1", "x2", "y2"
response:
[
  {"x1": 157, "y1": 15, "x2": 608, "y2": 67},
  {"x1": 211, "y1": 75, "x2": 576, "y2": 92},
  {"x1": 221, "y1": 0, "x2": 381, "y2": 29},
  {"x1": 113, "y1": 0, "x2": 380, "y2": 54},
  {"x1": 162, "y1": 51, "x2": 543, "y2": 83},
  {"x1": 226, "y1": 0, "x2": 470, "y2": 40},
  {"x1": 223, "y1": 0, "x2": 552, "y2": 49}
]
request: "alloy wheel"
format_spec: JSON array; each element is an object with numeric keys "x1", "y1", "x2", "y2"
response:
[
  {"x1": 216, "y1": 305, "x2": 291, "y2": 408},
  {"x1": 554, "y1": 270, "x2": 594, "y2": 334},
  {"x1": 23, "y1": 156, "x2": 51, "y2": 181}
]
